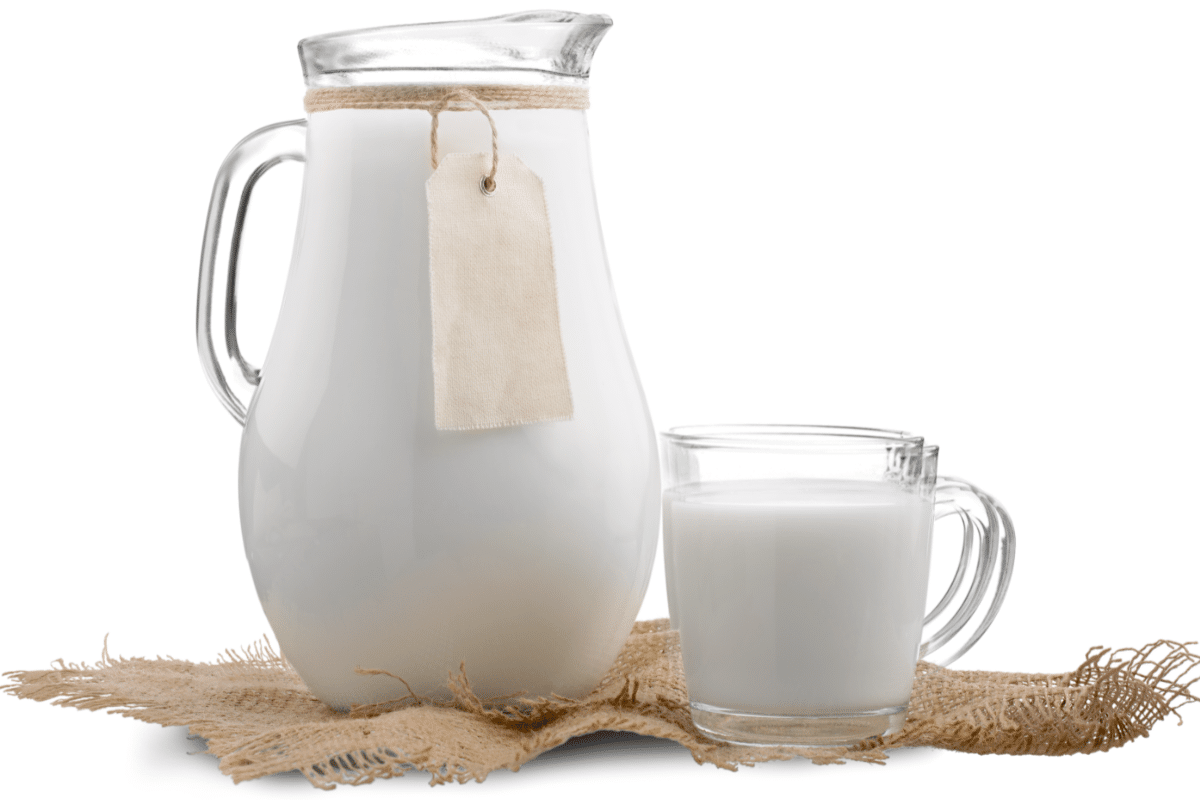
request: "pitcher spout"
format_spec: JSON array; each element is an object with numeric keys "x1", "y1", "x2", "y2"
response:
[{"x1": 298, "y1": 11, "x2": 613, "y2": 88}]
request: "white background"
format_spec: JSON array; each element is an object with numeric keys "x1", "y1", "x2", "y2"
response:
[{"x1": 2, "y1": 1, "x2": 1197, "y2": 797}]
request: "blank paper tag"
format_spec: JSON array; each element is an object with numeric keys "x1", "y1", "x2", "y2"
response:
[{"x1": 427, "y1": 152, "x2": 573, "y2": 430}]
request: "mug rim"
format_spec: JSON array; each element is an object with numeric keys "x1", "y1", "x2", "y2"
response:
[{"x1": 660, "y1": 424, "x2": 924, "y2": 451}]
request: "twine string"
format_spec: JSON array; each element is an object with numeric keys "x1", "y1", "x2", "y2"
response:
[
  {"x1": 429, "y1": 90, "x2": 500, "y2": 192},
  {"x1": 303, "y1": 84, "x2": 589, "y2": 113},
  {"x1": 302, "y1": 84, "x2": 591, "y2": 194}
]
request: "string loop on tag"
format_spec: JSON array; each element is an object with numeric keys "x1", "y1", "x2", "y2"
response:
[{"x1": 430, "y1": 90, "x2": 500, "y2": 193}]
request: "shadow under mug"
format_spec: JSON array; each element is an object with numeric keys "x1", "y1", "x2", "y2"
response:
[{"x1": 660, "y1": 425, "x2": 1015, "y2": 747}]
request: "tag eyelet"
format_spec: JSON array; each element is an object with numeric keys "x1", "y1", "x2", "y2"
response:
[{"x1": 479, "y1": 176, "x2": 497, "y2": 196}]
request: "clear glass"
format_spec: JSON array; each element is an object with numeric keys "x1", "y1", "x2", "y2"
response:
[
  {"x1": 660, "y1": 425, "x2": 1015, "y2": 746},
  {"x1": 196, "y1": 14, "x2": 657, "y2": 711},
  {"x1": 298, "y1": 11, "x2": 612, "y2": 88}
]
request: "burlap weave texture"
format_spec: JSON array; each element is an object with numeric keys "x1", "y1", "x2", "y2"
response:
[{"x1": 4, "y1": 620, "x2": 1196, "y2": 789}]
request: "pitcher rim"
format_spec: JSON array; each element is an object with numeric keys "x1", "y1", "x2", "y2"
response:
[
  {"x1": 299, "y1": 11, "x2": 613, "y2": 48},
  {"x1": 297, "y1": 11, "x2": 614, "y2": 88}
]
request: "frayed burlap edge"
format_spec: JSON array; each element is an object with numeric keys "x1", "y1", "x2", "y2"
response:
[
  {"x1": 4, "y1": 621, "x2": 1197, "y2": 789},
  {"x1": 883, "y1": 640, "x2": 1200, "y2": 756}
]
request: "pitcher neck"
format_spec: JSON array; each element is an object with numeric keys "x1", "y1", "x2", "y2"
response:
[{"x1": 298, "y1": 11, "x2": 611, "y2": 90}]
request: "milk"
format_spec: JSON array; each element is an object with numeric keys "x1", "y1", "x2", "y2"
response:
[
  {"x1": 237, "y1": 107, "x2": 660, "y2": 709},
  {"x1": 664, "y1": 479, "x2": 934, "y2": 715}
]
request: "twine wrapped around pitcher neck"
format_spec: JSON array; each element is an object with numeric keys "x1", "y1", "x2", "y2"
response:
[{"x1": 303, "y1": 85, "x2": 589, "y2": 114}]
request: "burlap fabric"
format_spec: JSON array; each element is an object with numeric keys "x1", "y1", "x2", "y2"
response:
[{"x1": 4, "y1": 620, "x2": 1196, "y2": 789}]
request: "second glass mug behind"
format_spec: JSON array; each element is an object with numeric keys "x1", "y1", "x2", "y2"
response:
[{"x1": 195, "y1": 13, "x2": 659, "y2": 710}]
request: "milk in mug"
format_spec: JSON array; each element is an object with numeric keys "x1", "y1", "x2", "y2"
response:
[{"x1": 663, "y1": 479, "x2": 934, "y2": 715}]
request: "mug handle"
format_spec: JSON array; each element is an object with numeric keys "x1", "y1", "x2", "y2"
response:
[
  {"x1": 196, "y1": 120, "x2": 307, "y2": 425},
  {"x1": 919, "y1": 477, "x2": 1016, "y2": 666}
]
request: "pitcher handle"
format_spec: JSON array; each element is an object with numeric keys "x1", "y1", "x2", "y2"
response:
[
  {"x1": 919, "y1": 477, "x2": 1017, "y2": 666},
  {"x1": 196, "y1": 120, "x2": 307, "y2": 425}
]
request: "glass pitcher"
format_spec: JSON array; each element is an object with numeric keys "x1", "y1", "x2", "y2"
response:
[{"x1": 195, "y1": 12, "x2": 659, "y2": 710}]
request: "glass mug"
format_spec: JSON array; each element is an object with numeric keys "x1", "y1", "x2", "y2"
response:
[{"x1": 660, "y1": 425, "x2": 1015, "y2": 746}]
